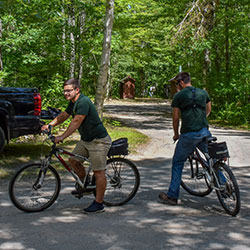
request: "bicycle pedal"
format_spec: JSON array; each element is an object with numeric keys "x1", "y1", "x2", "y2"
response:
[{"x1": 75, "y1": 194, "x2": 83, "y2": 199}]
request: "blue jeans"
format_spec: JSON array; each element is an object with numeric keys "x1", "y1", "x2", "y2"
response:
[{"x1": 167, "y1": 127, "x2": 211, "y2": 199}]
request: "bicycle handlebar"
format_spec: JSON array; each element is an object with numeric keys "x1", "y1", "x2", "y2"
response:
[{"x1": 42, "y1": 125, "x2": 56, "y2": 143}]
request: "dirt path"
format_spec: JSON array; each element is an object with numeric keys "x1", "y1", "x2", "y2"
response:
[
  {"x1": 104, "y1": 99, "x2": 250, "y2": 166},
  {"x1": 104, "y1": 99, "x2": 174, "y2": 160}
]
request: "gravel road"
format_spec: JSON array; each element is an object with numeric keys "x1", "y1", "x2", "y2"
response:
[{"x1": 0, "y1": 99, "x2": 250, "y2": 250}]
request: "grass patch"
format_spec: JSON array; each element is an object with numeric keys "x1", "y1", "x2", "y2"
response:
[
  {"x1": 209, "y1": 119, "x2": 250, "y2": 130},
  {"x1": 0, "y1": 117, "x2": 149, "y2": 179},
  {"x1": 103, "y1": 116, "x2": 150, "y2": 154},
  {"x1": 0, "y1": 142, "x2": 51, "y2": 179}
]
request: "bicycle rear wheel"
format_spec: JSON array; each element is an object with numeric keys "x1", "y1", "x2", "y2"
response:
[
  {"x1": 9, "y1": 162, "x2": 61, "y2": 212},
  {"x1": 101, "y1": 157, "x2": 140, "y2": 206},
  {"x1": 181, "y1": 156, "x2": 212, "y2": 197},
  {"x1": 214, "y1": 163, "x2": 240, "y2": 216}
]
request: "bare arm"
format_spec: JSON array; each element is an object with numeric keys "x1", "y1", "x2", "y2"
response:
[
  {"x1": 49, "y1": 111, "x2": 70, "y2": 127},
  {"x1": 55, "y1": 114, "x2": 86, "y2": 143},
  {"x1": 172, "y1": 107, "x2": 180, "y2": 140},
  {"x1": 41, "y1": 111, "x2": 70, "y2": 131},
  {"x1": 206, "y1": 101, "x2": 211, "y2": 117}
]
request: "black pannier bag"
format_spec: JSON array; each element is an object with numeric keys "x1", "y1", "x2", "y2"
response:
[
  {"x1": 108, "y1": 138, "x2": 128, "y2": 157},
  {"x1": 208, "y1": 141, "x2": 230, "y2": 159}
]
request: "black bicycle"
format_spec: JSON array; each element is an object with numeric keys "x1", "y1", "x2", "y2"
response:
[
  {"x1": 181, "y1": 137, "x2": 240, "y2": 216},
  {"x1": 9, "y1": 127, "x2": 140, "y2": 212}
]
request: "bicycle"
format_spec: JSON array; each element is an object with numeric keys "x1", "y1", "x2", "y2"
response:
[
  {"x1": 9, "y1": 127, "x2": 140, "y2": 213},
  {"x1": 181, "y1": 136, "x2": 240, "y2": 216}
]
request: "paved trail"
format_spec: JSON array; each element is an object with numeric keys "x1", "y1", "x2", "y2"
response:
[{"x1": 0, "y1": 99, "x2": 250, "y2": 250}]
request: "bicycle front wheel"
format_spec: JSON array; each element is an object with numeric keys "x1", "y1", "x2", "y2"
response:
[
  {"x1": 9, "y1": 162, "x2": 61, "y2": 212},
  {"x1": 214, "y1": 163, "x2": 240, "y2": 216},
  {"x1": 102, "y1": 157, "x2": 140, "y2": 206},
  {"x1": 181, "y1": 156, "x2": 212, "y2": 197}
]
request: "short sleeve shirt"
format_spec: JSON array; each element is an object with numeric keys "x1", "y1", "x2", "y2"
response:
[
  {"x1": 65, "y1": 94, "x2": 108, "y2": 141},
  {"x1": 171, "y1": 86, "x2": 210, "y2": 134}
]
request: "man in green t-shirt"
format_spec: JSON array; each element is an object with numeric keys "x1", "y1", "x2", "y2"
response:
[
  {"x1": 159, "y1": 72, "x2": 211, "y2": 205},
  {"x1": 42, "y1": 78, "x2": 111, "y2": 214}
]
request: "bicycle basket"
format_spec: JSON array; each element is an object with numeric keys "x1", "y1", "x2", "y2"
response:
[
  {"x1": 208, "y1": 141, "x2": 230, "y2": 159},
  {"x1": 108, "y1": 138, "x2": 128, "y2": 157}
]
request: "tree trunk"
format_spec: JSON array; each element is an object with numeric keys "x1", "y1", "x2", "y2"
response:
[
  {"x1": 202, "y1": 48, "x2": 211, "y2": 87},
  {"x1": 62, "y1": 6, "x2": 66, "y2": 62},
  {"x1": 94, "y1": 0, "x2": 114, "y2": 117},
  {"x1": 68, "y1": 7, "x2": 76, "y2": 78},
  {"x1": 106, "y1": 60, "x2": 111, "y2": 98},
  {"x1": 140, "y1": 69, "x2": 145, "y2": 97},
  {"x1": 78, "y1": 11, "x2": 86, "y2": 83},
  {"x1": 202, "y1": 0, "x2": 217, "y2": 88}
]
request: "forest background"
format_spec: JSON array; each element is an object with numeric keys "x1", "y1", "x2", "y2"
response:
[{"x1": 0, "y1": 0, "x2": 249, "y2": 127}]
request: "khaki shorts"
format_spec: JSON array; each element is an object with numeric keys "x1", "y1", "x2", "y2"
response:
[{"x1": 71, "y1": 135, "x2": 112, "y2": 171}]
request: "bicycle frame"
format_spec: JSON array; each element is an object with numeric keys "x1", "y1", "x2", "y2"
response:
[
  {"x1": 42, "y1": 142, "x2": 92, "y2": 189},
  {"x1": 191, "y1": 147, "x2": 225, "y2": 191},
  {"x1": 9, "y1": 127, "x2": 140, "y2": 212}
]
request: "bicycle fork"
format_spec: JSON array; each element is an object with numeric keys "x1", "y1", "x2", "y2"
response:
[{"x1": 33, "y1": 159, "x2": 50, "y2": 190}]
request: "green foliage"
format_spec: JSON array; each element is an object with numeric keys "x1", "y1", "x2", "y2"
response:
[
  {"x1": 216, "y1": 103, "x2": 249, "y2": 126},
  {"x1": 104, "y1": 117, "x2": 150, "y2": 154},
  {"x1": 103, "y1": 117, "x2": 122, "y2": 127},
  {"x1": 0, "y1": 0, "x2": 248, "y2": 126},
  {"x1": 42, "y1": 73, "x2": 66, "y2": 108}
]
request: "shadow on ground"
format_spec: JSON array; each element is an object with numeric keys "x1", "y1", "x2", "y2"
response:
[{"x1": 1, "y1": 156, "x2": 250, "y2": 250}]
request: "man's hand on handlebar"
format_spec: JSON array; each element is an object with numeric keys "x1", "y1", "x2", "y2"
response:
[
  {"x1": 41, "y1": 124, "x2": 52, "y2": 132},
  {"x1": 55, "y1": 135, "x2": 64, "y2": 144},
  {"x1": 41, "y1": 124, "x2": 65, "y2": 144},
  {"x1": 41, "y1": 124, "x2": 57, "y2": 143}
]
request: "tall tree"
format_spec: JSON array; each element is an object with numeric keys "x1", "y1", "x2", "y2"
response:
[
  {"x1": 174, "y1": 0, "x2": 218, "y2": 86},
  {"x1": 78, "y1": 10, "x2": 86, "y2": 82},
  {"x1": 95, "y1": 0, "x2": 114, "y2": 117},
  {"x1": 69, "y1": 5, "x2": 76, "y2": 78},
  {"x1": 62, "y1": 5, "x2": 67, "y2": 62}
]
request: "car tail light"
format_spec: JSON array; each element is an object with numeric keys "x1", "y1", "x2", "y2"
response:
[{"x1": 34, "y1": 93, "x2": 41, "y2": 116}]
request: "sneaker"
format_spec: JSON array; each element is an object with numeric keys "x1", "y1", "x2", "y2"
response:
[
  {"x1": 158, "y1": 192, "x2": 178, "y2": 205},
  {"x1": 83, "y1": 200, "x2": 105, "y2": 214}
]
